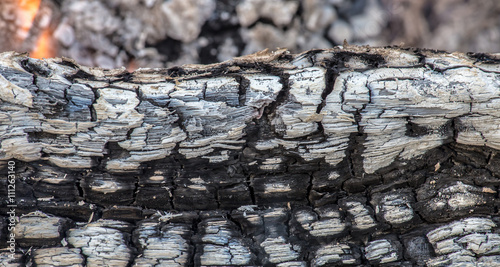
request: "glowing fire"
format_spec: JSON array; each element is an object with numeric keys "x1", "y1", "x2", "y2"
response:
[
  {"x1": 31, "y1": 28, "x2": 56, "y2": 59},
  {"x1": 16, "y1": 0, "x2": 41, "y2": 42}
]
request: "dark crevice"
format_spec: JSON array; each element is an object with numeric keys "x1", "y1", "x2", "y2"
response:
[
  {"x1": 451, "y1": 117, "x2": 459, "y2": 142},
  {"x1": 265, "y1": 71, "x2": 290, "y2": 117},
  {"x1": 316, "y1": 68, "x2": 337, "y2": 114},
  {"x1": 31, "y1": 72, "x2": 40, "y2": 96},
  {"x1": 215, "y1": 189, "x2": 221, "y2": 209},
  {"x1": 189, "y1": 215, "x2": 202, "y2": 267},
  {"x1": 248, "y1": 176, "x2": 256, "y2": 205},
  {"x1": 168, "y1": 189, "x2": 176, "y2": 210},
  {"x1": 89, "y1": 86, "x2": 99, "y2": 122},
  {"x1": 125, "y1": 128, "x2": 134, "y2": 140},
  {"x1": 306, "y1": 173, "x2": 314, "y2": 207},
  {"x1": 237, "y1": 75, "x2": 248, "y2": 107},
  {"x1": 75, "y1": 178, "x2": 85, "y2": 199},
  {"x1": 316, "y1": 65, "x2": 339, "y2": 141},
  {"x1": 132, "y1": 176, "x2": 139, "y2": 205}
]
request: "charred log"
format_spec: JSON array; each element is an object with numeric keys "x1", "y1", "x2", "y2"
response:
[{"x1": 1, "y1": 46, "x2": 500, "y2": 266}]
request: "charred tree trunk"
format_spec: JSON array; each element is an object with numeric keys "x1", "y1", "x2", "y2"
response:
[{"x1": 2, "y1": 46, "x2": 500, "y2": 266}]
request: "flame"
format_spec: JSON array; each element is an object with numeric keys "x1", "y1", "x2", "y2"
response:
[
  {"x1": 31, "y1": 28, "x2": 56, "y2": 59},
  {"x1": 16, "y1": 0, "x2": 42, "y2": 42},
  {"x1": 15, "y1": 0, "x2": 56, "y2": 58}
]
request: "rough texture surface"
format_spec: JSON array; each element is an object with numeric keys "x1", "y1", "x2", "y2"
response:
[{"x1": 2, "y1": 46, "x2": 500, "y2": 265}]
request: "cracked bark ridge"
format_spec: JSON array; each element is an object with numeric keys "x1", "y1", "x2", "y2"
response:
[{"x1": 2, "y1": 46, "x2": 500, "y2": 265}]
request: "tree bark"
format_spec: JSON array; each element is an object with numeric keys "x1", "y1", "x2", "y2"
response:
[{"x1": 2, "y1": 46, "x2": 500, "y2": 266}]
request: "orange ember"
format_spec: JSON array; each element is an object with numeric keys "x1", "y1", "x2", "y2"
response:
[
  {"x1": 31, "y1": 28, "x2": 56, "y2": 59},
  {"x1": 16, "y1": 0, "x2": 42, "y2": 41}
]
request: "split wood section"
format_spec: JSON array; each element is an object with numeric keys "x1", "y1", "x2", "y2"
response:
[{"x1": 2, "y1": 46, "x2": 500, "y2": 265}]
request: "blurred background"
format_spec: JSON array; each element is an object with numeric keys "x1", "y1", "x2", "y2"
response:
[{"x1": 1, "y1": 0, "x2": 500, "y2": 70}]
